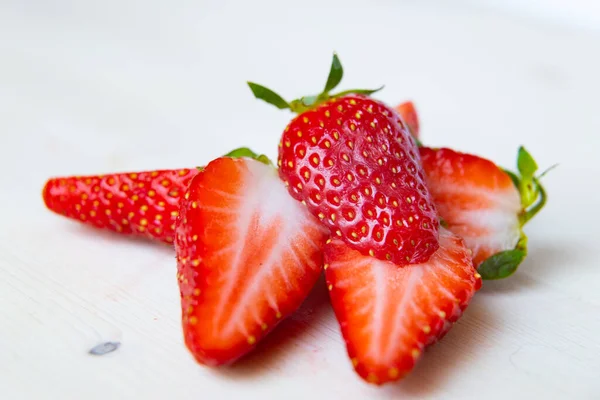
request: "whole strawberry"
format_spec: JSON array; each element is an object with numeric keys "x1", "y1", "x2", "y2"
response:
[
  {"x1": 43, "y1": 168, "x2": 197, "y2": 243},
  {"x1": 248, "y1": 54, "x2": 440, "y2": 265},
  {"x1": 42, "y1": 148, "x2": 261, "y2": 244}
]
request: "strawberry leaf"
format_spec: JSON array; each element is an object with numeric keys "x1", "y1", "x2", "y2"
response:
[
  {"x1": 477, "y1": 249, "x2": 526, "y2": 280},
  {"x1": 517, "y1": 146, "x2": 538, "y2": 179},
  {"x1": 503, "y1": 168, "x2": 520, "y2": 189},
  {"x1": 300, "y1": 95, "x2": 319, "y2": 107},
  {"x1": 517, "y1": 147, "x2": 541, "y2": 209},
  {"x1": 507, "y1": 146, "x2": 549, "y2": 218},
  {"x1": 250, "y1": 54, "x2": 384, "y2": 114},
  {"x1": 538, "y1": 163, "x2": 559, "y2": 179},
  {"x1": 521, "y1": 177, "x2": 547, "y2": 224},
  {"x1": 334, "y1": 86, "x2": 385, "y2": 98},
  {"x1": 247, "y1": 82, "x2": 290, "y2": 110},
  {"x1": 324, "y1": 53, "x2": 343, "y2": 93},
  {"x1": 224, "y1": 147, "x2": 272, "y2": 165}
]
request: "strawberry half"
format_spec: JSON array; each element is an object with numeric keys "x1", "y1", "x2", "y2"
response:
[
  {"x1": 419, "y1": 146, "x2": 548, "y2": 279},
  {"x1": 175, "y1": 154, "x2": 328, "y2": 366},
  {"x1": 43, "y1": 168, "x2": 198, "y2": 244},
  {"x1": 325, "y1": 227, "x2": 481, "y2": 385},
  {"x1": 248, "y1": 54, "x2": 440, "y2": 266},
  {"x1": 395, "y1": 101, "x2": 420, "y2": 139}
]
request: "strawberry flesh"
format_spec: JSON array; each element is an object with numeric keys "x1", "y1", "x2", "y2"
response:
[
  {"x1": 419, "y1": 147, "x2": 522, "y2": 266},
  {"x1": 278, "y1": 95, "x2": 440, "y2": 265},
  {"x1": 43, "y1": 169, "x2": 198, "y2": 244},
  {"x1": 395, "y1": 101, "x2": 420, "y2": 139},
  {"x1": 325, "y1": 227, "x2": 481, "y2": 385},
  {"x1": 175, "y1": 157, "x2": 328, "y2": 366}
]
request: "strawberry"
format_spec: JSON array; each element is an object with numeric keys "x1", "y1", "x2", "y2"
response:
[
  {"x1": 419, "y1": 146, "x2": 548, "y2": 279},
  {"x1": 248, "y1": 54, "x2": 440, "y2": 266},
  {"x1": 325, "y1": 227, "x2": 481, "y2": 385},
  {"x1": 41, "y1": 148, "x2": 262, "y2": 244},
  {"x1": 175, "y1": 154, "x2": 328, "y2": 366},
  {"x1": 43, "y1": 168, "x2": 198, "y2": 244},
  {"x1": 395, "y1": 101, "x2": 420, "y2": 139}
]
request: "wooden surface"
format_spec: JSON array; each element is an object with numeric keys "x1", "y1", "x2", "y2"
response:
[{"x1": 1, "y1": 1, "x2": 599, "y2": 399}]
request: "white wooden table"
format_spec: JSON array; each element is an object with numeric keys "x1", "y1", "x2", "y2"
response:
[{"x1": 1, "y1": 1, "x2": 599, "y2": 399}]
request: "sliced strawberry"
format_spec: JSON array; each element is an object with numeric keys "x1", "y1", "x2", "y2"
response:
[
  {"x1": 175, "y1": 156, "x2": 328, "y2": 366},
  {"x1": 325, "y1": 227, "x2": 481, "y2": 385},
  {"x1": 419, "y1": 146, "x2": 547, "y2": 278},
  {"x1": 395, "y1": 101, "x2": 420, "y2": 139}
]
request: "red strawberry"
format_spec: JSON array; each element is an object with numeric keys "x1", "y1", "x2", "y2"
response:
[
  {"x1": 419, "y1": 146, "x2": 547, "y2": 279},
  {"x1": 325, "y1": 227, "x2": 481, "y2": 385},
  {"x1": 43, "y1": 168, "x2": 198, "y2": 244},
  {"x1": 175, "y1": 155, "x2": 328, "y2": 366},
  {"x1": 395, "y1": 101, "x2": 420, "y2": 139},
  {"x1": 41, "y1": 148, "x2": 261, "y2": 244},
  {"x1": 248, "y1": 54, "x2": 440, "y2": 266}
]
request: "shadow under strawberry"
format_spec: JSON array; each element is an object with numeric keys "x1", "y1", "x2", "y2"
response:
[
  {"x1": 64, "y1": 223, "x2": 174, "y2": 257},
  {"x1": 479, "y1": 240, "x2": 579, "y2": 294}
]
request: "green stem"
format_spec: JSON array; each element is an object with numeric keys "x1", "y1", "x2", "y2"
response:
[{"x1": 521, "y1": 178, "x2": 547, "y2": 225}]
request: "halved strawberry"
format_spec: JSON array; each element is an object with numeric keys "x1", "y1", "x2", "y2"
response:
[
  {"x1": 395, "y1": 101, "x2": 420, "y2": 139},
  {"x1": 325, "y1": 227, "x2": 481, "y2": 385},
  {"x1": 419, "y1": 146, "x2": 547, "y2": 279},
  {"x1": 175, "y1": 155, "x2": 329, "y2": 366}
]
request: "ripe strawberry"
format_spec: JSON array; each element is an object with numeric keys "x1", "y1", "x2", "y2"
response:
[
  {"x1": 325, "y1": 227, "x2": 481, "y2": 385},
  {"x1": 175, "y1": 155, "x2": 328, "y2": 366},
  {"x1": 43, "y1": 168, "x2": 198, "y2": 244},
  {"x1": 248, "y1": 54, "x2": 440, "y2": 265},
  {"x1": 395, "y1": 101, "x2": 420, "y2": 139},
  {"x1": 41, "y1": 148, "x2": 261, "y2": 244},
  {"x1": 419, "y1": 146, "x2": 548, "y2": 279}
]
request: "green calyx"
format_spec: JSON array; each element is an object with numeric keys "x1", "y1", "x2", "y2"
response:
[
  {"x1": 478, "y1": 236, "x2": 527, "y2": 280},
  {"x1": 222, "y1": 147, "x2": 272, "y2": 166},
  {"x1": 479, "y1": 146, "x2": 552, "y2": 280},
  {"x1": 509, "y1": 146, "x2": 551, "y2": 226},
  {"x1": 247, "y1": 53, "x2": 383, "y2": 114},
  {"x1": 196, "y1": 147, "x2": 273, "y2": 171}
]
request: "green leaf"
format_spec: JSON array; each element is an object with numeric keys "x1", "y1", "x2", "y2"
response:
[
  {"x1": 538, "y1": 163, "x2": 559, "y2": 179},
  {"x1": 323, "y1": 53, "x2": 343, "y2": 93},
  {"x1": 521, "y1": 177, "x2": 548, "y2": 224},
  {"x1": 300, "y1": 95, "x2": 319, "y2": 107},
  {"x1": 503, "y1": 168, "x2": 520, "y2": 189},
  {"x1": 333, "y1": 86, "x2": 385, "y2": 98},
  {"x1": 194, "y1": 148, "x2": 271, "y2": 171},
  {"x1": 223, "y1": 147, "x2": 260, "y2": 158},
  {"x1": 247, "y1": 82, "x2": 290, "y2": 110},
  {"x1": 517, "y1": 146, "x2": 538, "y2": 179},
  {"x1": 223, "y1": 147, "x2": 273, "y2": 166},
  {"x1": 477, "y1": 249, "x2": 526, "y2": 280}
]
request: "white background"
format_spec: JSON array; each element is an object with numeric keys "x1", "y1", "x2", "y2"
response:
[{"x1": 1, "y1": 1, "x2": 599, "y2": 399}]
